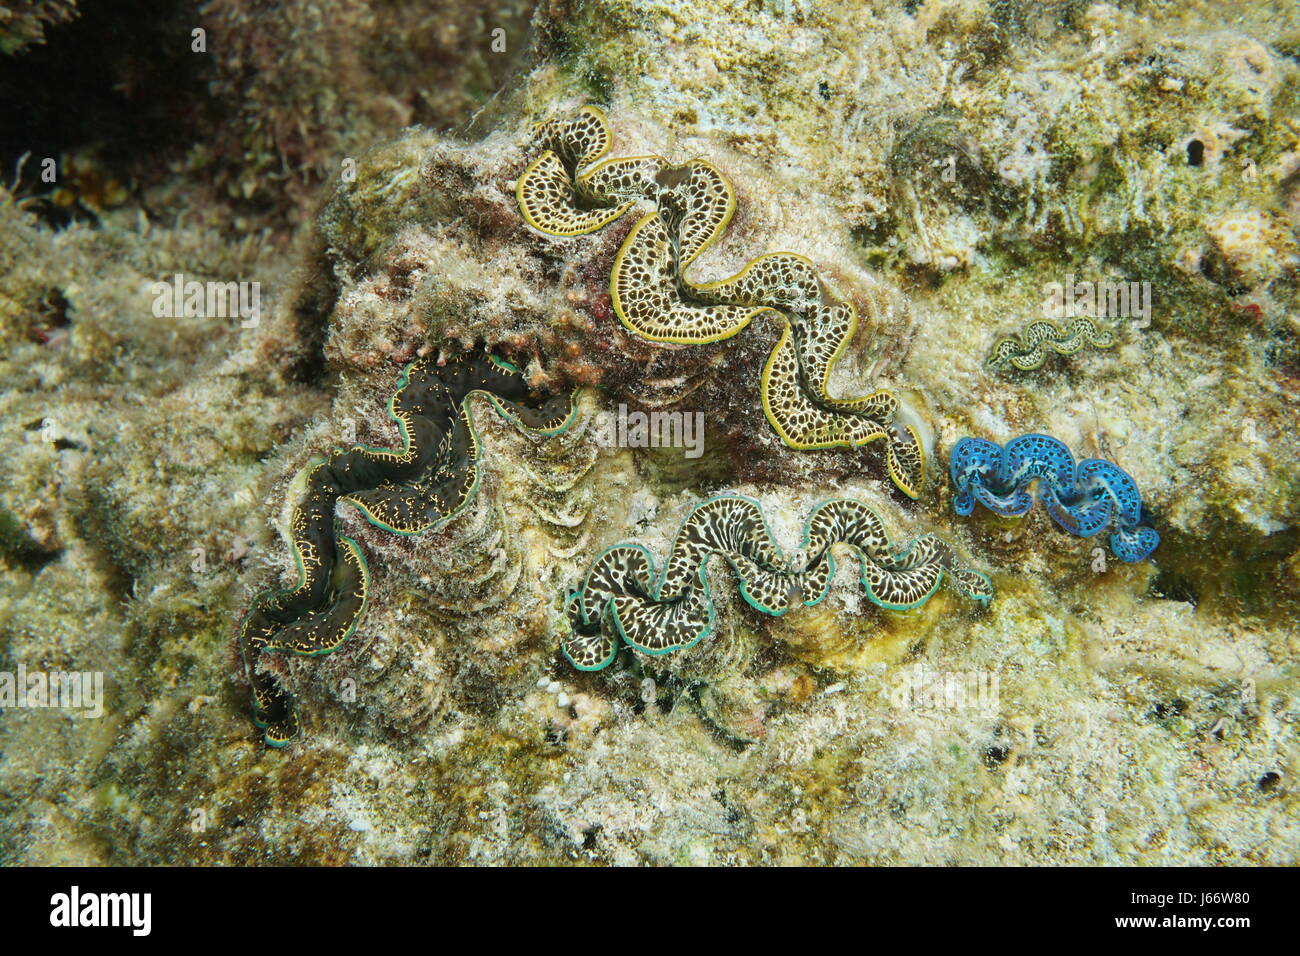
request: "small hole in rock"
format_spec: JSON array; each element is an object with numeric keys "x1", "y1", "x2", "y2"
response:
[
  {"x1": 982, "y1": 744, "x2": 1010, "y2": 768},
  {"x1": 1153, "y1": 699, "x2": 1187, "y2": 720},
  {"x1": 1186, "y1": 139, "x2": 1205, "y2": 166}
]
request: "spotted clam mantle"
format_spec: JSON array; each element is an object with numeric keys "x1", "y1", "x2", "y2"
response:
[
  {"x1": 562, "y1": 495, "x2": 993, "y2": 671},
  {"x1": 237, "y1": 354, "x2": 577, "y2": 746},
  {"x1": 950, "y1": 434, "x2": 1160, "y2": 563},
  {"x1": 516, "y1": 106, "x2": 927, "y2": 499},
  {"x1": 986, "y1": 317, "x2": 1118, "y2": 372}
]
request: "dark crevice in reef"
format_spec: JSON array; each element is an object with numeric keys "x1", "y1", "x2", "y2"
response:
[
  {"x1": 1151, "y1": 698, "x2": 1188, "y2": 722},
  {"x1": 982, "y1": 735, "x2": 1011, "y2": 769},
  {"x1": 1148, "y1": 568, "x2": 1200, "y2": 606},
  {"x1": 0, "y1": 509, "x2": 60, "y2": 573},
  {"x1": 26, "y1": 287, "x2": 71, "y2": 343},
  {"x1": 0, "y1": 0, "x2": 213, "y2": 227},
  {"x1": 280, "y1": 234, "x2": 339, "y2": 386},
  {"x1": 66, "y1": 491, "x2": 140, "y2": 609}
]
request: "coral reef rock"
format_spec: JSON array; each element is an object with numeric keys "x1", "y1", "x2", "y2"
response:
[{"x1": 0, "y1": 0, "x2": 1297, "y2": 865}]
